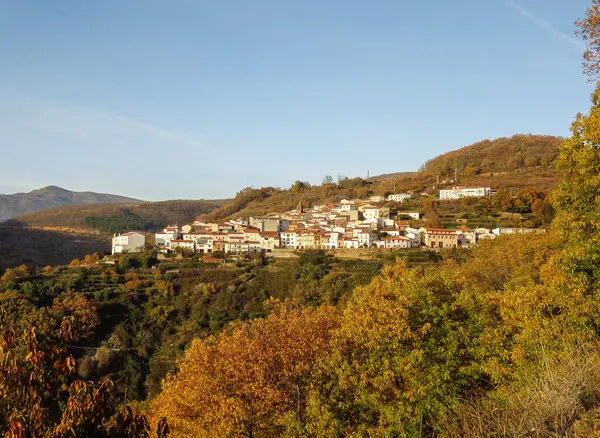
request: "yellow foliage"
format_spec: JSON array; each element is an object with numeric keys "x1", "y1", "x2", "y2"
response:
[{"x1": 1, "y1": 265, "x2": 30, "y2": 282}]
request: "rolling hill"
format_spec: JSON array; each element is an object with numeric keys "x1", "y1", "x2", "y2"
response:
[
  {"x1": 14, "y1": 199, "x2": 230, "y2": 231},
  {"x1": 0, "y1": 185, "x2": 144, "y2": 222},
  {"x1": 1, "y1": 198, "x2": 230, "y2": 268},
  {"x1": 11, "y1": 134, "x2": 562, "y2": 229},
  {"x1": 201, "y1": 134, "x2": 564, "y2": 222}
]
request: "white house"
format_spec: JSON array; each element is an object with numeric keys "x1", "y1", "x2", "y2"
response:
[
  {"x1": 260, "y1": 232, "x2": 280, "y2": 252},
  {"x1": 396, "y1": 211, "x2": 420, "y2": 220},
  {"x1": 455, "y1": 227, "x2": 477, "y2": 246},
  {"x1": 381, "y1": 236, "x2": 411, "y2": 249},
  {"x1": 332, "y1": 204, "x2": 356, "y2": 213},
  {"x1": 170, "y1": 239, "x2": 195, "y2": 252},
  {"x1": 492, "y1": 227, "x2": 542, "y2": 236},
  {"x1": 196, "y1": 238, "x2": 213, "y2": 253},
  {"x1": 112, "y1": 232, "x2": 146, "y2": 255},
  {"x1": 243, "y1": 228, "x2": 262, "y2": 242},
  {"x1": 404, "y1": 227, "x2": 423, "y2": 247},
  {"x1": 155, "y1": 226, "x2": 180, "y2": 247},
  {"x1": 247, "y1": 241, "x2": 263, "y2": 253},
  {"x1": 439, "y1": 187, "x2": 493, "y2": 200},
  {"x1": 357, "y1": 230, "x2": 378, "y2": 247},
  {"x1": 381, "y1": 227, "x2": 401, "y2": 237},
  {"x1": 280, "y1": 231, "x2": 297, "y2": 248},
  {"x1": 382, "y1": 218, "x2": 396, "y2": 228},
  {"x1": 328, "y1": 232, "x2": 341, "y2": 249},
  {"x1": 320, "y1": 233, "x2": 332, "y2": 250},
  {"x1": 225, "y1": 241, "x2": 250, "y2": 253},
  {"x1": 343, "y1": 239, "x2": 360, "y2": 249},
  {"x1": 362, "y1": 207, "x2": 390, "y2": 220},
  {"x1": 387, "y1": 193, "x2": 411, "y2": 202}
]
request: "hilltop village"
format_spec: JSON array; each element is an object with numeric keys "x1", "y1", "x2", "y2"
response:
[{"x1": 111, "y1": 186, "x2": 544, "y2": 256}]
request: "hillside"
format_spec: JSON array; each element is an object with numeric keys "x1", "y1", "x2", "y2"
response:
[
  {"x1": 9, "y1": 135, "x2": 562, "y2": 229},
  {"x1": 202, "y1": 134, "x2": 563, "y2": 222},
  {"x1": 0, "y1": 199, "x2": 229, "y2": 268},
  {"x1": 15, "y1": 199, "x2": 230, "y2": 232},
  {"x1": 422, "y1": 134, "x2": 562, "y2": 175},
  {"x1": 0, "y1": 222, "x2": 110, "y2": 270},
  {"x1": 0, "y1": 185, "x2": 143, "y2": 222}
]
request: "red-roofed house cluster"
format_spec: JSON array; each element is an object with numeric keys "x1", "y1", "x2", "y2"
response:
[{"x1": 149, "y1": 194, "x2": 544, "y2": 255}]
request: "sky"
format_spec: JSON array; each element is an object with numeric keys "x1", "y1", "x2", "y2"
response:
[{"x1": 0, "y1": 0, "x2": 594, "y2": 200}]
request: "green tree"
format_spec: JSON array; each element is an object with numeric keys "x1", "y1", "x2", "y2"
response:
[{"x1": 321, "y1": 175, "x2": 334, "y2": 185}]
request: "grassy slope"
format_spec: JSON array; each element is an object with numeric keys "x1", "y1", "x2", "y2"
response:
[{"x1": 203, "y1": 134, "x2": 563, "y2": 221}]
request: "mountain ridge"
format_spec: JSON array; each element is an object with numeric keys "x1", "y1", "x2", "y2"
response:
[{"x1": 0, "y1": 185, "x2": 144, "y2": 223}]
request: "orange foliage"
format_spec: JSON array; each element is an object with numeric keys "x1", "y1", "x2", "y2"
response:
[
  {"x1": 0, "y1": 265, "x2": 30, "y2": 282},
  {"x1": 50, "y1": 293, "x2": 99, "y2": 341},
  {"x1": 151, "y1": 302, "x2": 341, "y2": 437}
]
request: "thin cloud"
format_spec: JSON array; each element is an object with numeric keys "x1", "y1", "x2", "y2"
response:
[
  {"x1": 504, "y1": 0, "x2": 584, "y2": 51},
  {"x1": 94, "y1": 111, "x2": 204, "y2": 148},
  {"x1": 0, "y1": 90, "x2": 219, "y2": 196},
  {"x1": 32, "y1": 101, "x2": 214, "y2": 151},
  {"x1": 0, "y1": 89, "x2": 215, "y2": 151}
]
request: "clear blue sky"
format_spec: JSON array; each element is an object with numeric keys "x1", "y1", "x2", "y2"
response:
[{"x1": 0, "y1": 0, "x2": 593, "y2": 200}]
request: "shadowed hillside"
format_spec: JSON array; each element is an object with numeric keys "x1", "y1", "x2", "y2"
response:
[
  {"x1": 0, "y1": 185, "x2": 144, "y2": 222},
  {"x1": 15, "y1": 199, "x2": 230, "y2": 232},
  {"x1": 0, "y1": 221, "x2": 110, "y2": 269}
]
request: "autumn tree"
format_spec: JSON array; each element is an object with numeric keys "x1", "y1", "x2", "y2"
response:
[
  {"x1": 303, "y1": 261, "x2": 486, "y2": 436},
  {"x1": 576, "y1": 0, "x2": 600, "y2": 79},
  {"x1": 491, "y1": 188, "x2": 513, "y2": 211},
  {"x1": 462, "y1": 166, "x2": 480, "y2": 177},
  {"x1": 151, "y1": 302, "x2": 340, "y2": 437},
  {"x1": 0, "y1": 310, "x2": 165, "y2": 437},
  {"x1": 83, "y1": 252, "x2": 101, "y2": 265},
  {"x1": 512, "y1": 186, "x2": 544, "y2": 213},
  {"x1": 0, "y1": 265, "x2": 30, "y2": 283},
  {"x1": 291, "y1": 180, "x2": 309, "y2": 192},
  {"x1": 552, "y1": 84, "x2": 600, "y2": 292},
  {"x1": 50, "y1": 292, "x2": 100, "y2": 341}
]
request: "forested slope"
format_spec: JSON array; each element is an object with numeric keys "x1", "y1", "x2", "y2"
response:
[
  {"x1": 15, "y1": 199, "x2": 229, "y2": 232},
  {"x1": 202, "y1": 134, "x2": 562, "y2": 222}
]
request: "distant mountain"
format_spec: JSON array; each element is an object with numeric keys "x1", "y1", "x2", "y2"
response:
[
  {"x1": 14, "y1": 199, "x2": 231, "y2": 232},
  {"x1": 0, "y1": 185, "x2": 143, "y2": 223}
]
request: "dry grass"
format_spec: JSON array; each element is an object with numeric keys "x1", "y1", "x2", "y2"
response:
[{"x1": 447, "y1": 345, "x2": 600, "y2": 437}]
